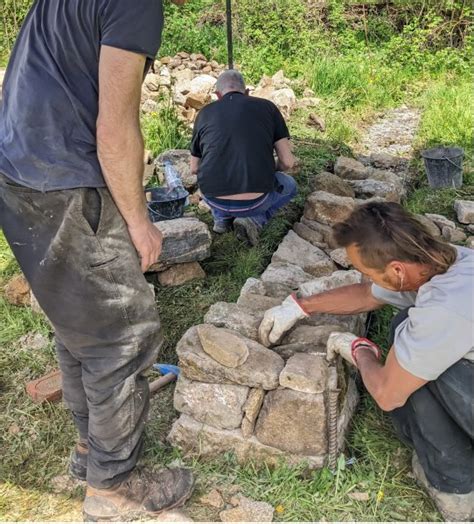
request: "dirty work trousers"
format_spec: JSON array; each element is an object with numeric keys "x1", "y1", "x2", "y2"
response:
[
  {"x1": 388, "y1": 308, "x2": 473, "y2": 494},
  {"x1": 204, "y1": 171, "x2": 297, "y2": 229},
  {"x1": 0, "y1": 174, "x2": 162, "y2": 489}
]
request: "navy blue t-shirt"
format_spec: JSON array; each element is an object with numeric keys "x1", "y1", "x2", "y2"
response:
[
  {"x1": 190, "y1": 92, "x2": 290, "y2": 197},
  {"x1": 0, "y1": 0, "x2": 164, "y2": 191}
]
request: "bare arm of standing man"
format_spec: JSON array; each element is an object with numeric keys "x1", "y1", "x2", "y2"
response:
[{"x1": 97, "y1": 46, "x2": 162, "y2": 272}]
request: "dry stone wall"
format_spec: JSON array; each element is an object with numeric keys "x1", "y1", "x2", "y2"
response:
[{"x1": 168, "y1": 152, "x2": 417, "y2": 468}]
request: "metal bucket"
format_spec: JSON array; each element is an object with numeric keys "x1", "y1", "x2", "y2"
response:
[
  {"x1": 145, "y1": 186, "x2": 189, "y2": 222},
  {"x1": 421, "y1": 146, "x2": 463, "y2": 189}
]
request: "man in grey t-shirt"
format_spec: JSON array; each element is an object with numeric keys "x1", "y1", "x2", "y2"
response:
[
  {"x1": 0, "y1": 0, "x2": 193, "y2": 520},
  {"x1": 259, "y1": 202, "x2": 473, "y2": 521}
]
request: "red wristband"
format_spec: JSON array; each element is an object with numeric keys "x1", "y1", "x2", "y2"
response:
[{"x1": 351, "y1": 337, "x2": 381, "y2": 363}]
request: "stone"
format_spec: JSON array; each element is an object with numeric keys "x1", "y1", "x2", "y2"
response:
[
  {"x1": 330, "y1": 248, "x2": 352, "y2": 268},
  {"x1": 185, "y1": 92, "x2": 211, "y2": 110},
  {"x1": 174, "y1": 375, "x2": 249, "y2": 430},
  {"x1": 145, "y1": 73, "x2": 161, "y2": 91},
  {"x1": 271, "y1": 231, "x2": 336, "y2": 277},
  {"x1": 300, "y1": 217, "x2": 338, "y2": 248},
  {"x1": 150, "y1": 218, "x2": 211, "y2": 271},
  {"x1": 297, "y1": 97, "x2": 322, "y2": 109},
  {"x1": 168, "y1": 414, "x2": 325, "y2": 468},
  {"x1": 303, "y1": 312, "x2": 365, "y2": 336},
  {"x1": 29, "y1": 291, "x2": 45, "y2": 316},
  {"x1": 155, "y1": 149, "x2": 197, "y2": 190},
  {"x1": 272, "y1": 69, "x2": 291, "y2": 89},
  {"x1": 304, "y1": 191, "x2": 356, "y2": 226},
  {"x1": 466, "y1": 236, "x2": 474, "y2": 249},
  {"x1": 160, "y1": 56, "x2": 172, "y2": 65},
  {"x1": 467, "y1": 225, "x2": 474, "y2": 234},
  {"x1": 157, "y1": 262, "x2": 205, "y2": 287},
  {"x1": 143, "y1": 163, "x2": 156, "y2": 186},
  {"x1": 236, "y1": 293, "x2": 281, "y2": 312},
  {"x1": 334, "y1": 157, "x2": 368, "y2": 180},
  {"x1": 441, "y1": 226, "x2": 467, "y2": 243},
  {"x1": 270, "y1": 88, "x2": 297, "y2": 120},
  {"x1": 199, "y1": 489, "x2": 224, "y2": 509},
  {"x1": 415, "y1": 214, "x2": 441, "y2": 237},
  {"x1": 348, "y1": 179, "x2": 401, "y2": 202},
  {"x1": 180, "y1": 107, "x2": 196, "y2": 122},
  {"x1": 198, "y1": 199, "x2": 211, "y2": 213},
  {"x1": 282, "y1": 324, "x2": 344, "y2": 350},
  {"x1": 272, "y1": 343, "x2": 320, "y2": 360},
  {"x1": 240, "y1": 277, "x2": 266, "y2": 297},
  {"x1": 204, "y1": 302, "x2": 261, "y2": 340},
  {"x1": 155, "y1": 510, "x2": 194, "y2": 522},
  {"x1": 172, "y1": 68, "x2": 194, "y2": 94},
  {"x1": 260, "y1": 263, "x2": 315, "y2": 299},
  {"x1": 369, "y1": 152, "x2": 404, "y2": 170},
  {"x1": 425, "y1": 213, "x2": 456, "y2": 230},
  {"x1": 307, "y1": 113, "x2": 326, "y2": 131},
  {"x1": 197, "y1": 324, "x2": 249, "y2": 368},
  {"x1": 297, "y1": 269, "x2": 362, "y2": 297},
  {"x1": 177, "y1": 325, "x2": 285, "y2": 389},
  {"x1": 292, "y1": 222, "x2": 327, "y2": 249},
  {"x1": 309, "y1": 172, "x2": 355, "y2": 197},
  {"x1": 141, "y1": 99, "x2": 158, "y2": 113},
  {"x1": 367, "y1": 167, "x2": 404, "y2": 186},
  {"x1": 454, "y1": 200, "x2": 474, "y2": 224},
  {"x1": 220, "y1": 495, "x2": 274, "y2": 522},
  {"x1": 17, "y1": 332, "x2": 49, "y2": 350},
  {"x1": 255, "y1": 388, "x2": 327, "y2": 455},
  {"x1": 279, "y1": 353, "x2": 328, "y2": 394},
  {"x1": 241, "y1": 388, "x2": 265, "y2": 438},
  {"x1": 189, "y1": 74, "x2": 217, "y2": 96},
  {"x1": 4, "y1": 274, "x2": 31, "y2": 306}
]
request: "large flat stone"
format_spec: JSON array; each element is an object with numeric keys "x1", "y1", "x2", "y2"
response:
[
  {"x1": 279, "y1": 353, "x2": 328, "y2": 394},
  {"x1": 177, "y1": 325, "x2": 285, "y2": 389},
  {"x1": 261, "y1": 262, "x2": 315, "y2": 298},
  {"x1": 309, "y1": 172, "x2": 355, "y2": 197},
  {"x1": 204, "y1": 302, "x2": 261, "y2": 340},
  {"x1": 348, "y1": 179, "x2": 401, "y2": 202},
  {"x1": 282, "y1": 324, "x2": 344, "y2": 350},
  {"x1": 236, "y1": 293, "x2": 281, "y2": 312},
  {"x1": 168, "y1": 414, "x2": 325, "y2": 468},
  {"x1": 271, "y1": 231, "x2": 336, "y2": 277},
  {"x1": 241, "y1": 388, "x2": 266, "y2": 438},
  {"x1": 157, "y1": 262, "x2": 205, "y2": 287},
  {"x1": 174, "y1": 376, "x2": 249, "y2": 430},
  {"x1": 197, "y1": 324, "x2": 249, "y2": 368},
  {"x1": 239, "y1": 277, "x2": 266, "y2": 297},
  {"x1": 272, "y1": 343, "x2": 325, "y2": 360},
  {"x1": 304, "y1": 191, "x2": 356, "y2": 226},
  {"x1": 415, "y1": 214, "x2": 441, "y2": 237},
  {"x1": 255, "y1": 389, "x2": 327, "y2": 455},
  {"x1": 454, "y1": 200, "x2": 474, "y2": 224},
  {"x1": 298, "y1": 270, "x2": 362, "y2": 297},
  {"x1": 220, "y1": 495, "x2": 274, "y2": 522},
  {"x1": 334, "y1": 157, "x2": 368, "y2": 180},
  {"x1": 300, "y1": 217, "x2": 338, "y2": 248},
  {"x1": 292, "y1": 222, "x2": 326, "y2": 248},
  {"x1": 150, "y1": 218, "x2": 211, "y2": 271},
  {"x1": 303, "y1": 312, "x2": 366, "y2": 336},
  {"x1": 425, "y1": 213, "x2": 456, "y2": 230}
]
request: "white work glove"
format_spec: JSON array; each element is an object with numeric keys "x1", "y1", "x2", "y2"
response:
[
  {"x1": 327, "y1": 333, "x2": 381, "y2": 367},
  {"x1": 258, "y1": 294, "x2": 309, "y2": 347}
]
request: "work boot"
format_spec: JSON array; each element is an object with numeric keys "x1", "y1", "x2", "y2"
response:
[
  {"x1": 69, "y1": 441, "x2": 88, "y2": 481},
  {"x1": 82, "y1": 467, "x2": 194, "y2": 522},
  {"x1": 213, "y1": 218, "x2": 233, "y2": 234},
  {"x1": 412, "y1": 453, "x2": 473, "y2": 521},
  {"x1": 233, "y1": 217, "x2": 262, "y2": 246}
]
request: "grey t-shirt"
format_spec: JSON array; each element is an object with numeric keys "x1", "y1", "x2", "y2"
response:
[
  {"x1": 0, "y1": 0, "x2": 164, "y2": 191},
  {"x1": 371, "y1": 246, "x2": 474, "y2": 380}
]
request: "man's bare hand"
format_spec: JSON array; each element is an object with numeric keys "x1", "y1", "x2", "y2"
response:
[{"x1": 128, "y1": 220, "x2": 163, "y2": 272}]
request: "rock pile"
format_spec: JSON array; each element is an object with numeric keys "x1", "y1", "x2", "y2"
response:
[{"x1": 141, "y1": 54, "x2": 313, "y2": 125}]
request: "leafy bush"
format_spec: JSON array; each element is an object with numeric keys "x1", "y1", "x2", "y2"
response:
[{"x1": 141, "y1": 105, "x2": 189, "y2": 157}]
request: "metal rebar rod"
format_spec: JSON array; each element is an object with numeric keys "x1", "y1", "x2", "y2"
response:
[{"x1": 226, "y1": 0, "x2": 234, "y2": 69}]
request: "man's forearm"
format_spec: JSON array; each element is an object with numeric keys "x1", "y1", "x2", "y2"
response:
[
  {"x1": 97, "y1": 121, "x2": 148, "y2": 228},
  {"x1": 356, "y1": 351, "x2": 385, "y2": 402},
  {"x1": 298, "y1": 282, "x2": 383, "y2": 316}
]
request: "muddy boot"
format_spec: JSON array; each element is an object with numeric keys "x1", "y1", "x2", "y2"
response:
[
  {"x1": 213, "y1": 218, "x2": 234, "y2": 234},
  {"x1": 82, "y1": 467, "x2": 194, "y2": 522},
  {"x1": 69, "y1": 441, "x2": 88, "y2": 481},
  {"x1": 412, "y1": 453, "x2": 473, "y2": 521},
  {"x1": 233, "y1": 217, "x2": 262, "y2": 246}
]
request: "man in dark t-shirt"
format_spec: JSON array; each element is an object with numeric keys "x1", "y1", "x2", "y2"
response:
[
  {"x1": 0, "y1": 0, "x2": 194, "y2": 520},
  {"x1": 190, "y1": 70, "x2": 297, "y2": 245}
]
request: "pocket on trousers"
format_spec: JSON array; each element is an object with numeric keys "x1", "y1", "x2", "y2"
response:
[{"x1": 82, "y1": 188, "x2": 102, "y2": 234}]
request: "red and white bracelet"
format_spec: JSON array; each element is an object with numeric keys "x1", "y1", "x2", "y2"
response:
[{"x1": 351, "y1": 337, "x2": 381, "y2": 364}]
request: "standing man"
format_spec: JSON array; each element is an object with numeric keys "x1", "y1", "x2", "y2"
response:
[
  {"x1": 190, "y1": 70, "x2": 297, "y2": 245},
  {"x1": 259, "y1": 202, "x2": 473, "y2": 521},
  {"x1": 0, "y1": 0, "x2": 194, "y2": 521}
]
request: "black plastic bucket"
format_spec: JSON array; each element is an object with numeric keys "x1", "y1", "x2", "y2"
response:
[
  {"x1": 145, "y1": 187, "x2": 189, "y2": 222},
  {"x1": 421, "y1": 146, "x2": 464, "y2": 189}
]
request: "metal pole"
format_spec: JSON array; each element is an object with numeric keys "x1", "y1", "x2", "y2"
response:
[{"x1": 226, "y1": 0, "x2": 234, "y2": 69}]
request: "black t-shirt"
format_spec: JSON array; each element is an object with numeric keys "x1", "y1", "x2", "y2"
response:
[
  {"x1": 0, "y1": 0, "x2": 164, "y2": 191},
  {"x1": 191, "y1": 92, "x2": 290, "y2": 197}
]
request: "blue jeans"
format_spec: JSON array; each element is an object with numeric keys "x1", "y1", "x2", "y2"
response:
[{"x1": 204, "y1": 172, "x2": 297, "y2": 228}]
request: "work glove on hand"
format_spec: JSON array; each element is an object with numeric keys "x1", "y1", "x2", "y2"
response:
[
  {"x1": 258, "y1": 294, "x2": 309, "y2": 347},
  {"x1": 327, "y1": 333, "x2": 381, "y2": 367}
]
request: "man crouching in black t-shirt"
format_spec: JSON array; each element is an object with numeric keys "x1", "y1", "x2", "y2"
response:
[{"x1": 190, "y1": 70, "x2": 297, "y2": 245}]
